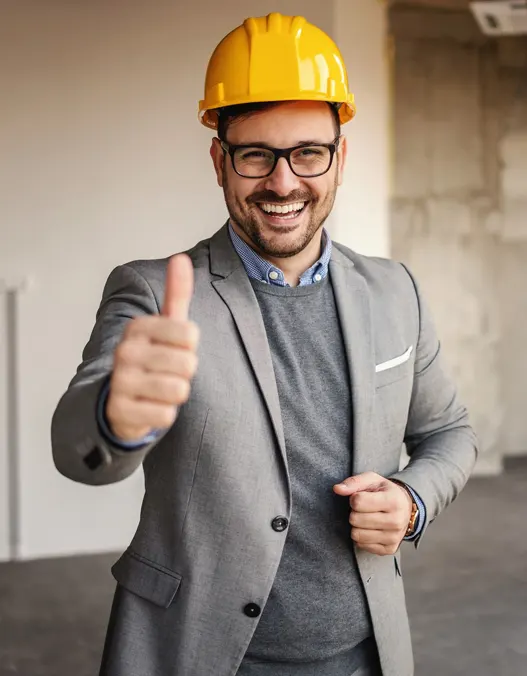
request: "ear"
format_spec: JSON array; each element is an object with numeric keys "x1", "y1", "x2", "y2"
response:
[
  {"x1": 210, "y1": 138, "x2": 225, "y2": 187},
  {"x1": 336, "y1": 135, "x2": 348, "y2": 187}
]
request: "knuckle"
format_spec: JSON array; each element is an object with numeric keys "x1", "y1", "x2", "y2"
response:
[
  {"x1": 108, "y1": 393, "x2": 129, "y2": 422},
  {"x1": 349, "y1": 512, "x2": 364, "y2": 528},
  {"x1": 157, "y1": 405, "x2": 177, "y2": 429},
  {"x1": 154, "y1": 376, "x2": 173, "y2": 402},
  {"x1": 180, "y1": 352, "x2": 198, "y2": 379},
  {"x1": 183, "y1": 321, "x2": 200, "y2": 349},
  {"x1": 351, "y1": 494, "x2": 364, "y2": 511},
  {"x1": 174, "y1": 378, "x2": 191, "y2": 404},
  {"x1": 115, "y1": 340, "x2": 139, "y2": 367},
  {"x1": 111, "y1": 368, "x2": 135, "y2": 396}
]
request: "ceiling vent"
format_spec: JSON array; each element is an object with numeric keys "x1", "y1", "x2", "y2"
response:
[{"x1": 470, "y1": 1, "x2": 527, "y2": 35}]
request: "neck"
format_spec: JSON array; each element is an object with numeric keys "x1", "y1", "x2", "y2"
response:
[{"x1": 231, "y1": 222, "x2": 324, "y2": 288}]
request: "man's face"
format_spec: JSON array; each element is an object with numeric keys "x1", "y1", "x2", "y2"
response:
[{"x1": 211, "y1": 101, "x2": 347, "y2": 259}]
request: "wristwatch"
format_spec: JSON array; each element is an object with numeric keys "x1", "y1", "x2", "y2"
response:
[
  {"x1": 405, "y1": 500, "x2": 420, "y2": 537},
  {"x1": 391, "y1": 479, "x2": 420, "y2": 537}
]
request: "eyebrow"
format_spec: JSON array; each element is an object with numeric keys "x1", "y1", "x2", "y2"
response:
[{"x1": 233, "y1": 139, "x2": 334, "y2": 148}]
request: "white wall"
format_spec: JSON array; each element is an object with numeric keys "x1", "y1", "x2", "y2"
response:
[
  {"x1": 333, "y1": 0, "x2": 390, "y2": 257},
  {"x1": 0, "y1": 0, "x2": 389, "y2": 559}
]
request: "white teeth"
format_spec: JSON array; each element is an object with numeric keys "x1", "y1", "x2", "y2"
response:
[{"x1": 260, "y1": 202, "x2": 305, "y2": 214}]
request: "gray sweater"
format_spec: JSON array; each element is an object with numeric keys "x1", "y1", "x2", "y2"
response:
[{"x1": 238, "y1": 275, "x2": 373, "y2": 675}]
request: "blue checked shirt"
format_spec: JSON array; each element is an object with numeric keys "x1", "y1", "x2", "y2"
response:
[
  {"x1": 98, "y1": 222, "x2": 426, "y2": 541},
  {"x1": 228, "y1": 222, "x2": 333, "y2": 286}
]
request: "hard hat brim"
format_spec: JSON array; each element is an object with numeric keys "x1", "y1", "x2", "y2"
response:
[{"x1": 199, "y1": 97, "x2": 356, "y2": 130}]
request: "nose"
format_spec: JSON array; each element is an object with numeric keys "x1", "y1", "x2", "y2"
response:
[{"x1": 263, "y1": 157, "x2": 301, "y2": 196}]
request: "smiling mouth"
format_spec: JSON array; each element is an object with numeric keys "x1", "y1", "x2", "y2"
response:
[{"x1": 256, "y1": 201, "x2": 307, "y2": 220}]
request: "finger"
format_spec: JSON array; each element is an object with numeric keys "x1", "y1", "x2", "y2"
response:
[
  {"x1": 162, "y1": 254, "x2": 194, "y2": 321},
  {"x1": 351, "y1": 528, "x2": 393, "y2": 546},
  {"x1": 125, "y1": 316, "x2": 199, "y2": 351},
  {"x1": 333, "y1": 472, "x2": 385, "y2": 496},
  {"x1": 351, "y1": 529, "x2": 400, "y2": 554},
  {"x1": 143, "y1": 347, "x2": 198, "y2": 379},
  {"x1": 117, "y1": 341, "x2": 198, "y2": 378},
  {"x1": 112, "y1": 369, "x2": 191, "y2": 406},
  {"x1": 349, "y1": 511, "x2": 399, "y2": 531},
  {"x1": 350, "y1": 490, "x2": 394, "y2": 513},
  {"x1": 108, "y1": 394, "x2": 178, "y2": 430},
  {"x1": 354, "y1": 543, "x2": 391, "y2": 556}
]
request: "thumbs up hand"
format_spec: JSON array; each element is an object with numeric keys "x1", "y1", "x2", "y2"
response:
[{"x1": 106, "y1": 255, "x2": 199, "y2": 442}]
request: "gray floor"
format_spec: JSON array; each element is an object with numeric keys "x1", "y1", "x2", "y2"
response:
[{"x1": 1, "y1": 460, "x2": 526, "y2": 676}]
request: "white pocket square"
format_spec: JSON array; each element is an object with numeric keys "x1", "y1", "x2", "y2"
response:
[{"x1": 375, "y1": 346, "x2": 414, "y2": 373}]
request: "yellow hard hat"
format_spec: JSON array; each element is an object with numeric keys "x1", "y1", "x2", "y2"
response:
[{"x1": 199, "y1": 13, "x2": 356, "y2": 130}]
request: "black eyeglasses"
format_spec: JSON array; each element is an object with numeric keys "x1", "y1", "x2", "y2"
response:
[{"x1": 220, "y1": 137, "x2": 341, "y2": 179}]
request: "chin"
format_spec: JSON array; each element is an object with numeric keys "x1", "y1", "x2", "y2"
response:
[{"x1": 256, "y1": 230, "x2": 312, "y2": 258}]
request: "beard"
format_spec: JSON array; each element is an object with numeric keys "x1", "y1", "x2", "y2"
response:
[{"x1": 223, "y1": 170, "x2": 338, "y2": 259}]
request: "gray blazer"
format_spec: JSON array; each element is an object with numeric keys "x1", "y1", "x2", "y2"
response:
[{"x1": 51, "y1": 224, "x2": 478, "y2": 676}]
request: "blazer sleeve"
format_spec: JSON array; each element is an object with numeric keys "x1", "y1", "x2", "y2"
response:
[
  {"x1": 51, "y1": 263, "x2": 168, "y2": 485},
  {"x1": 389, "y1": 264, "x2": 479, "y2": 546}
]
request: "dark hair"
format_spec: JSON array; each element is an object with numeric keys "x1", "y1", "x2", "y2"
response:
[{"x1": 217, "y1": 101, "x2": 341, "y2": 141}]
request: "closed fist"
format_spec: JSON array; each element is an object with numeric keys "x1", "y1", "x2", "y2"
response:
[{"x1": 333, "y1": 472, "x2": 414, "y2": 555}]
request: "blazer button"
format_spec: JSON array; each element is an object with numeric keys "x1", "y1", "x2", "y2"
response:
[
  {"x1": 271, "y1": 516, "x2": 289, "y2": 532},
  {"x1": 243, "y1": 603, "x2": 261, "y2": 618}
]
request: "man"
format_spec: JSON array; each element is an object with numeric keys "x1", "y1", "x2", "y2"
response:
[{"x1": 51, "y1": 13, "x2": 477, "y2": 676}]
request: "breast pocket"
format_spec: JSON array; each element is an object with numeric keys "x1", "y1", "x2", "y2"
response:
[{"x1": 375, "y1": 345, "x2": 414, "y2": 388}]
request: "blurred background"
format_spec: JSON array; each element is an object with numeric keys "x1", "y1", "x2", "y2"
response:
[{"x1": 0, "y1": 0, "x2": 526, "y2": 674}]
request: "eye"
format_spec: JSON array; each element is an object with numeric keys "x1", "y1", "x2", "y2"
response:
[
  {"x1": 298, "y1": 147, "x2": 324, "y2": 157},
  {"x1": 239, "y1": 149, "x2": 272, "y2": 160}
]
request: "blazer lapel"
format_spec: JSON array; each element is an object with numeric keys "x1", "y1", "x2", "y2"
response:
[
  {"x1": 209, "y1": 225, "x2": 288, "y2": 474},
  {"x1": 330, "y1": 248, "x2": 377, "y2": 474}
]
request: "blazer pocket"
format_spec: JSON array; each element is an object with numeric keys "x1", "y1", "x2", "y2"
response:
[
  {"x1": 376, "y1": 346, "x2": 413, "y2": 373},
  {"x1": 111, "y1": 549, "x2": 182, "y2": 608},
  {"x1": 375, "y1": 346, "x2": 413, "y2": 389}
]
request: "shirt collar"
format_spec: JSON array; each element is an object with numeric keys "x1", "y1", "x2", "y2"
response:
[{"x1": 228, "y1": 221, "x2": 332, "y2": 287}]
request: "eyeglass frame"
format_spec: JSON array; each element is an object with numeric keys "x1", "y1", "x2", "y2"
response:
[{"x1": 219, "y1": 136, "x2": 342, "y2": 179}]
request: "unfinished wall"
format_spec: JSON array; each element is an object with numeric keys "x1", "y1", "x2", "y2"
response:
[{"x1": 390, "y1": 9, "x2": 527, "y2": 474}]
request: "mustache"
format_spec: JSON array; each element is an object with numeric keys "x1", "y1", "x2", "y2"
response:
[{"x1": 247, "y1": 189, "x2": 313, "y2": 205}]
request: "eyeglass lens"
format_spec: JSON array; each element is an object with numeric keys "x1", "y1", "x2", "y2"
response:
[{"x1": 233, "y1": 145, "x2": 332, "y2": 178}]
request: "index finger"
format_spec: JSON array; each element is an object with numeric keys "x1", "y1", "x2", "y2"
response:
[
  {"x1": 351, "y1": 490, "x2": 392, "y2": 513},
  {"x1": 162, "y1": 254, "x2": 194, "y2": 321}
]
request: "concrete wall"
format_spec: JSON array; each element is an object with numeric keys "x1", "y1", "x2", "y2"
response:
[
  {"x1": 390, "y1": 9, "x2": 527, "y2": 474},
  {"x1": 0, "y1": 0, "x2": 389, "y2": 560}
]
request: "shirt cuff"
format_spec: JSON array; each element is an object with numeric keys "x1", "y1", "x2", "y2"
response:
[
  {"x1": 402, "y1": 484, "x2": 426, "y2": 541},
  {"x1": 97, "y1": 377, "x2": 164, "y2": 450}
]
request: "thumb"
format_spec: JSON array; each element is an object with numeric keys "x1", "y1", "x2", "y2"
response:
[
  {"x1": 162, "y1": 254, "x2": 194, "y2": 321},
  {"x1": 333, "y1": 472, "x2": 385, "y2": 496}
]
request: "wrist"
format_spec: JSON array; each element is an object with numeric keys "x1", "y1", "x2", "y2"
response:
[{"x1": 391, "y1": 480, "x2": 418, "y2": 537}]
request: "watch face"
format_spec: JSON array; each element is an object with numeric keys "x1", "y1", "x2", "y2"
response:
[{"x1": 407, "y1": 505, "x2": 418, "y2": 534}]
